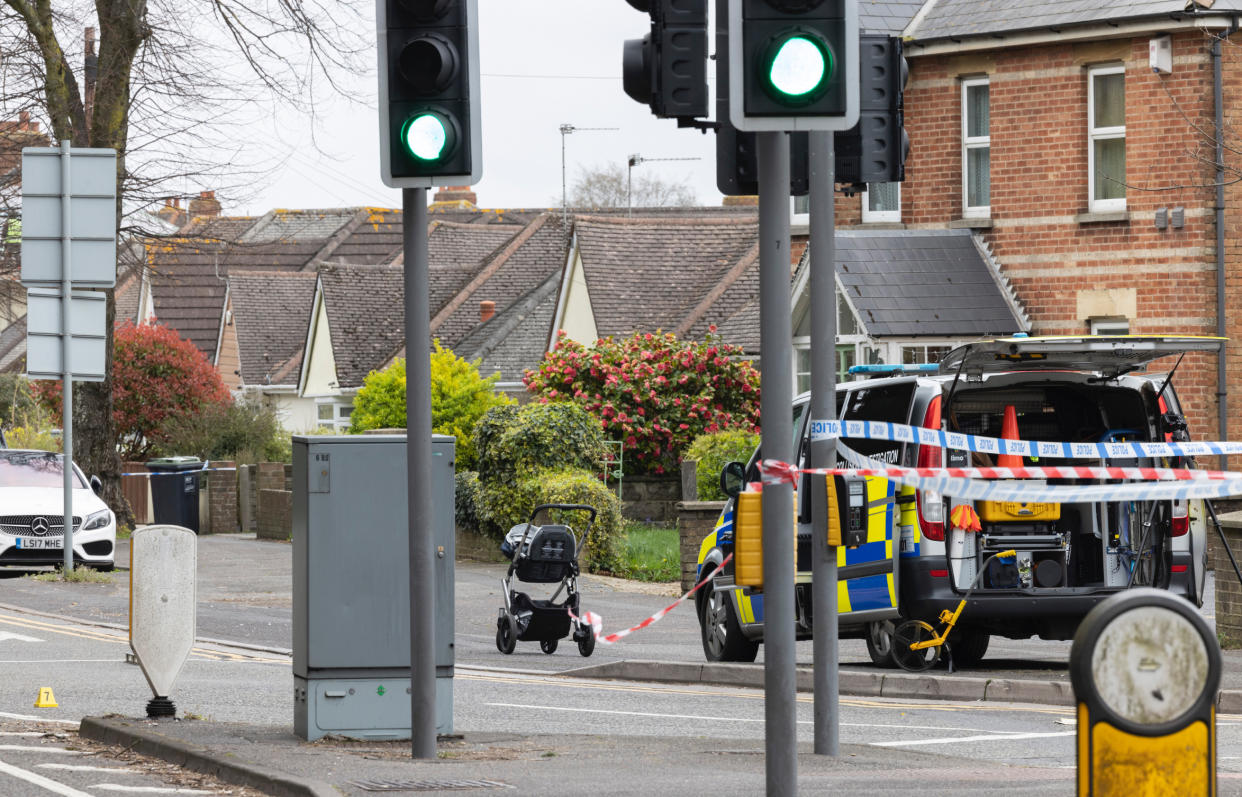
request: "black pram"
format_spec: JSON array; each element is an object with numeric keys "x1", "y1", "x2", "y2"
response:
[{"x1": 496, "y1": 503, "x2": 597, "y2": 657}]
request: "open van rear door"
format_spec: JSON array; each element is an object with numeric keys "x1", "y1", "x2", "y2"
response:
[{"x1": 939, "y1": 336, "x2": 1224, "y2": 380}]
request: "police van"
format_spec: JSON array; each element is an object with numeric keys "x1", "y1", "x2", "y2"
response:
[{"x1": 694, "y1": 335, "x2": 1217, "y2": 665}]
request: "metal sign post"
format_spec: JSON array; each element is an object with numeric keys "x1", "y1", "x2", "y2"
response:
[
  {"x1": 21, "y1": 142, "x2": 116, "y2": 572},
  {"x1": 403, "y1": 187, "x2": 437, "y2": 759},
  {"x1": 808, "y1": 130, "x2": 839, "y2": 756},
  {"x1": 757, "y1": 130, "x2": 797, "y2": 796}
]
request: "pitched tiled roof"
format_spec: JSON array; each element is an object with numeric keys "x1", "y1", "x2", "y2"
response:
[
  {"x1": 146, "y1": 238, "x2": 231, "y2": 358},
  {"x1": 908, "y1": 0, "x2": 1242, "y2": 41},
  {"x1": 455, "y1": 271, "x2": 562, "y2": 384},
  {"x1": 229, "y1": 271, "x2": 317, "y2": 386},
  {"x1": 238, "y1": 208, "x2": 359, "y2": 244},
  {"x1": 427, "y1": 221, "x2": 524, "y2": 316},
  {"x1": 324, "y1": 207, "x2": 403, "y2": 264},
  {"x1": 860, "y1": 0, "x2": 924, "y2": 34},
  {"x1": 318, "y1": 263, "x2": 404, "y2": 389},
  {"x1": 178, "y1": 215, "x2": 256, "y2": 242},
  {"x1": 573, "y1": 215, "x2": 760, "y2": 339},
  {"x1": 115, "y1": 268, "x2": 143, "y2": 324},
  {"x1": 432, "y1": 214, "x2": 569, "y2": 349},
  {"x1": 0, "y1": 315, "x2": 25, "y2": 373},
  {"x1": 830, "y1": 229, "x2": 1025, "y2": 337}
]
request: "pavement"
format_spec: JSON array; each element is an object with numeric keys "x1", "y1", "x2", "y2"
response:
[{"x1": 28, "y1": 534, "x2": 1242, "y2": 794}]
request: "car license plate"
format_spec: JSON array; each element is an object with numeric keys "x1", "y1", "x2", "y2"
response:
[{"x1": 15, "y1": 537, "x2": 62, "y2": 549}]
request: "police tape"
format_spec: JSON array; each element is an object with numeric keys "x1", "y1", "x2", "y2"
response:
[
  {"x1": 571, "y1": 553, "x2": 733, "y2": 645},
  {"x1": 808, "y1": 418, "x2": 1242, "y2": 461},
  {"x1": 758, "y1": 443, "x2": 1242, "y2": 501}
]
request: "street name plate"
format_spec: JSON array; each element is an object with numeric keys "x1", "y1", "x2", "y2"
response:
[
  {"x1": 25, "y1": 287, "x2": 106, "y2": 381},
  {"x1": 20, "y1": 147, "x2": 118, "y2": 288},
  {"x1": 130, "y1": 525, "x2": 197, "y2": 698}
]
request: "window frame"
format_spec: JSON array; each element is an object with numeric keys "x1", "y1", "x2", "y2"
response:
[
  {"x1": 961, "y1": 77, "x2": 991, "y2": 218},
  {"x1": 862, "y1": 182, "x2": 901, "y2": 223},
  {"x1": 1089, "y1": 317, "x2": 1130, "y2": 336},
  {"x1": 1088, "y1": 64, "x2": 1127, "y2": 213}
]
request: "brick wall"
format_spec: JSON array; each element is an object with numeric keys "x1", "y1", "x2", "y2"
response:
[
  {"x1": 897, "y1": 31, "x2": 1225, "y2": 440},
  {"x1": 1214, "y1": 511, "x2": 1242, "y2": 646},
  {"x1": 678, "y1": 500, "x2": 726, "y2": 592},
  {"x1": 207, "y1": 460, "x2": 238, "y2": 534},
  {"x1": 257, "y1": 488, "x2": 292, "y2": 541}
]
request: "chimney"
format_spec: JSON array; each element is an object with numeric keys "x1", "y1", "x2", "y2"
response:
[
  {"x1": 188, "y1": 190, "x2": 222, "y2": 219},
  {"x1": 156, "y1": 197, "x2": 187, "y2": 228},
  {"x1": 432, "y1": 185, "x2": 478, "y2": 206},
  {"x1": 479, "y1": 300, "x2": 496, "y2": 323},
  {"x1": 84, "y1": 28, "x2": 97, "y2": 127}
]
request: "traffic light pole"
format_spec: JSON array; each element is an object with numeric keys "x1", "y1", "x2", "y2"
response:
[
  {"x1": 404, "y1": 186, "x2": 437, "y2": 759},
  {"x1": 808, "y1": 130, "x2": 839, "y2": 756},
  {"x1": 758, "y1": 130, "x2": 797, "y2": 796}
]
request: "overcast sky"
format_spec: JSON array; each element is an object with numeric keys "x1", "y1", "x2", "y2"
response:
[{"x1": 239, "y1": 0, "x2": 723, "y2": 215}]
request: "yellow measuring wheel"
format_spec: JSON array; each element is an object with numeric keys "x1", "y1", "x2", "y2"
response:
[{"x1": 892, "y1": 549, "x2": 1017, "y2": 672}]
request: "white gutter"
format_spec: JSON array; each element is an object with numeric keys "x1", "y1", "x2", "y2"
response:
[{"x1": 906, "y1": 15, "x2": 1235, "y2": 58}]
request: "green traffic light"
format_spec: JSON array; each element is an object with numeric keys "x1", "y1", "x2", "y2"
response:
[
  {"x1": 765, "y1": 32, "x2": 831, "y2": 102},
  {"x1": 402, "y1": 113, "x2": 449, "y2": 161}
]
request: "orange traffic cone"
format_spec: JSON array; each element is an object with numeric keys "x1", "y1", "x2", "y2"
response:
[{"x1": 997, "y1": 404, "x2": 1021, "y2": 468}]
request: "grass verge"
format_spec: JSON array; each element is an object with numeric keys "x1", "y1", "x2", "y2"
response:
[
  {"x1": 617, "y1": 522, "x2": 679, "y2": 582},
  {"x1": 29, "y1": 566, "x2": 114, "y2": 584}
]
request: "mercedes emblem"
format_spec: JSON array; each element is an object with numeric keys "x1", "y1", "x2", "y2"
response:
[{"x1": 30, "y1": 517, "x2": 50, "y2": 536}]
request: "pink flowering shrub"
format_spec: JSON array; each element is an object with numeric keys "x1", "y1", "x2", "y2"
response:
[{"x1": 523, "y1": 329, "x2": 761, "y2": 475}]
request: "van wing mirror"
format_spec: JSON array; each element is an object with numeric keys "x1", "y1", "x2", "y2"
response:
[{"x1": 720, "y1": 461, "x2": 747, "y2": 499}]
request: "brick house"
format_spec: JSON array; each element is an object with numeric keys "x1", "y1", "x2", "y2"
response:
[{"x1": 838, "y1": 1, "x2": 1242, "y2": 442}]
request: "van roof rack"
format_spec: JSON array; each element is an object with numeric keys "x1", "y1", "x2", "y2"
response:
[{"x1": 848, "y1": 363, "x2": 940, "y2": 377}]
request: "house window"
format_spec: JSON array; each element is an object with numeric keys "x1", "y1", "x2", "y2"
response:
[
  {"x1": 316, "y1": 401, "x2": 354, "y2": 431},
  {"x1": 794, "y1": 344, "x2": 859, "y2": 393},
  {"x1": 902, "y1": 344, "x2": 951, "y2": 365},
  {"x1": 862, "y1": 182, "x2": 900, "y2": 223},
  {"x1": 317, "y1": 404, "x2": 333, "y2": 423},
  {"x1": 1090, "y1": 317, "x2": 1130, "y2": 336},
  {"x1": 962, "y1": 78, "x2": 990, "y2": 217},
  {"x1": 1088, "y1": 65, "x2": 1126, "y2": 212},
  {"x1": 792, "y1": 194, "x2": 809, "y2": 226}
]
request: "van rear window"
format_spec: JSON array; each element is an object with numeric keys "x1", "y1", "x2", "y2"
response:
[{"x1": 843, "y1": 383, "x2": 915, "y2": 463}]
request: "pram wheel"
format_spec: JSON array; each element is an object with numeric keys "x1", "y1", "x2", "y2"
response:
[
  {"x1": 577, "y1": 628, "x2": 596, "y2": 657},
  {"x1": 540, "y1": 639, "x2": 558, "y2": 654},
  {"x1": 496, "y1": 612, "x2": 518, "y2": 654}
]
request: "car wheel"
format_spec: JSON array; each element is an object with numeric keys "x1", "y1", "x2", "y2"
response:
[
  {"x1": 540, "y1": 638, "x2": 558, "y2": 655},
  {"x1": 865, "y1": 620, "x2": 898, "y2": 668},
  {"x1": 495, "y1": 613, "x2": 517, "y2": 655},
  {"x1": 700, "y1": 581, "x2": 759, "y2": 663},
  {"x1": 947, "y1": 627, "x2": 989, "y2": 667}
]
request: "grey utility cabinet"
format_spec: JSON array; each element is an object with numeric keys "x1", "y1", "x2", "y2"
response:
[{"x1": 292, "y1": 434, "x2": 455, "y2": 741}]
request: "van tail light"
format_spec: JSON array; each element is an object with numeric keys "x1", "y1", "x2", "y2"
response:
[
  {"x1": 917, "y1": 395, "x2": 945, "y2": 542},
  {"x1": 1171, "y1": 499, "x2": 1189, "y2": 537}
]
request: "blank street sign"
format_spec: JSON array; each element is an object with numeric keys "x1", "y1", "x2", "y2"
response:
[
  {"x1": 25, "y1": 287, "x2": 106, "y2": 381},
  {"x1": 20, "y1": 147, "x2": 118, "y2": 288},
  {"x1": 130, "y1": 525, "x2": 197, "y2": 700}
]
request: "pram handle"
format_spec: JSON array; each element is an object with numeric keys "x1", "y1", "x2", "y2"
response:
[{"x1": 529, "y1": 503, "x2": 597, "y2": 524}]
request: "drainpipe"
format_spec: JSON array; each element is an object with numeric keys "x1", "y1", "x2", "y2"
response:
[{"x1": 1214, "y1": 19, "x2": 1237, "y2": 446}]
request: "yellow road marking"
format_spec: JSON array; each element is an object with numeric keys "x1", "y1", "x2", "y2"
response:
[{"x1": 0, "y1": 613, "x2": 286, "y2": 664}]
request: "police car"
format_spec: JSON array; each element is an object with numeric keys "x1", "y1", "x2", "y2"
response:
[{"x1": 694, "y1": 335, "x2": 1216, "y2": 665}]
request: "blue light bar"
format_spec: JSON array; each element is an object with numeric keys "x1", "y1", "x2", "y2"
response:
[{"x1": 847, "y1": 363, "x2": 940, "y2": 376}]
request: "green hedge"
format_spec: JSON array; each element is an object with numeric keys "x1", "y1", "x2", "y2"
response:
[
  {"x1": 477, "y1": 467, "x2": 622, "y2": 573},
  {"x1": 684, "y1": 428, "x2": 760, "y2": 501},
  {"x1": 474, "y1": 402, "x2": 604, "y2": 484}
]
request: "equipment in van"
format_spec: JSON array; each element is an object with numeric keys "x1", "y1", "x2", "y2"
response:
[
  {"x1": 892, "y1": 548, "x2": 1017, "y2": 672},
  {"x1": 496, "y1": 504, "x2": 597, "y2": 657}
]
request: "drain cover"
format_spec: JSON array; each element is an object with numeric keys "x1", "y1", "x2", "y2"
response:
[{"x1": 348, "y1": 779, "x2": 511, "y2": 792}]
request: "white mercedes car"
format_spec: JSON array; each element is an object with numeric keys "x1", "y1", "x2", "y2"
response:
[{"x1": 0, "y1": 450, "x2": 116, "y2": 570}]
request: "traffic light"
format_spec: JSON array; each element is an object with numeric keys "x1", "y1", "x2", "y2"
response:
[
  {"x1": 727, "y1": 0, "x2": 858, "y2": 132},
  {"x1": 622, "y1": 0, "x2": 709, "y2": 119},
  {"x1": 835, "y1": 34, "x2": 909, "y2": 187},
  {"x1": 376, "y1": 0, "x2": 482, "y2": 188},
  {"x1": 715, "y1": 0, "x2": 808, "y2": 195}
]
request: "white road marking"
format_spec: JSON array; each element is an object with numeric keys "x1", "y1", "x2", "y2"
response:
[
  {"x1": 0, "y1": 732, "x2": 44, "y2": 737},
  {"x1": 872, "y1": 730, "x2": 1076, "y2": 747},
  {"x1": 0, "y1": 757, "x2": 94, "y2": 797},
  {"x1": 0, "y1": 631, "x2": 44, "y2": 642},
  {"x1": 0, "y1": 745, "x2": 83, "y2": 754},
  {"x1": 486, "y1": 703, "x2": 1052, "y2": 736},
  {"x1": 39, "y1": 763, "x2": 137, "y2": 773},
  {"x1": 0, "y1": 712, "x2": 78, "y2": 724},
  {"x1": 90, "y1": 786, "x2": 217, "y2": 794},
  {"x1": 0, "y1": 659, "x2": 122, "y2": 663}
]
